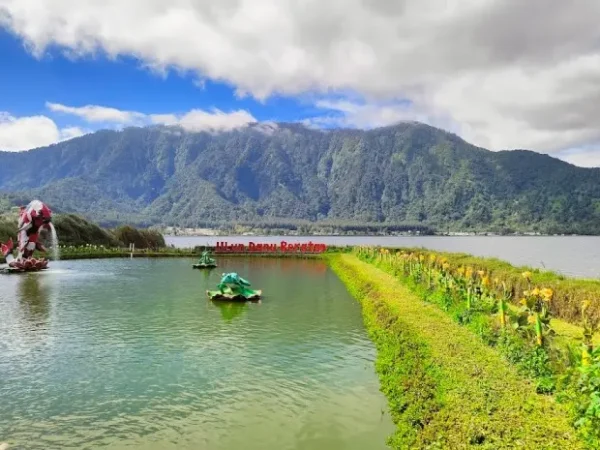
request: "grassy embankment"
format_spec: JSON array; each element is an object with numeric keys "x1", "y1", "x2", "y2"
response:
[
  {"x1": 335, "y1": 247, "x2": 600, "y2": 449},
  {"x1": 330, "y1": 253, "x2": 582, "y2": 449}
]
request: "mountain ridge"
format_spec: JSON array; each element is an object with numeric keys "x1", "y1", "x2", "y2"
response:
[{"x1": 1, "y1": 121, "x2": 599, "y2": 233}]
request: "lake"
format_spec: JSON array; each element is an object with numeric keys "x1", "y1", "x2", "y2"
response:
[
  {"x1": 166, "y1": 235, "x2": 600, "y2": 279},
  {"x1": 0, "y1": 258, "x2": 393, "y2": 450}
]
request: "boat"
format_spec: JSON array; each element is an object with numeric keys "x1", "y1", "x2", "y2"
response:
[
  {"x1": 206, "y1": 286, "x2": 262, "y2": 302},
  {"x1": 0, "y1": 258, "x2": 49, "y2": 274},
  {"x1": 207, "y1": 272, "x2": 262, "y2": 301},
  {"x1": 1, "y1": 266, "x2": 49, "y2": 274},
  {"x1": 193, "y1": 250, "x2": 217, "y2": 269},
  {"x1": 193, "y1": 262, "x2": 217, "y2": 269}
]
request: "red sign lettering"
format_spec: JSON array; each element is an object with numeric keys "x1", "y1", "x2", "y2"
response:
[{"x1": 214, "y1": 241, "x2": 327, "y2": 254}]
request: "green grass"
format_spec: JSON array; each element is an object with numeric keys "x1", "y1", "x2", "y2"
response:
[{"x1": 329, "y1": 254, "x2": 583, "y2": 449}]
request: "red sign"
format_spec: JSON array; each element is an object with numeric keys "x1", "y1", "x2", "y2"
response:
[{"x1": 215, "y1": 241, "x2": 327, "y2": 253}]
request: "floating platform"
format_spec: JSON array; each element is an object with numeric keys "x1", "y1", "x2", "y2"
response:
[
  {"x1": 193, "y1": 263, "x2": 217, "y2": 269},
  {"x1": 0, "y1": 266, "x2": 49, "y2": 274},
  {"x1": 207, "y1": 288, "x2": 262, "y2": 302}
]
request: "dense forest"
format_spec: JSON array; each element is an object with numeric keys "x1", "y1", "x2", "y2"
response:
[{"x1": 1, "y1": 122, "x2": 600, "y2": 234}]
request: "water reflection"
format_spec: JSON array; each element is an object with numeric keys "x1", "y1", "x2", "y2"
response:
[
  {"x1": 17, "y1": 274, "x2": 50, "y2": 328},
  {"x1": 213, "y1": 301, "x2": 247, "y2": 322},
  {"x1": 1, "y1": 258, "x2": 393, "y2": 450},
  {"x1": 216, "y1": 257, "x2": 328, "y2": 276}
]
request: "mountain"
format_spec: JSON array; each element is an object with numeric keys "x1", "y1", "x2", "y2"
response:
[{"x1": 1, "y1": 122, "x2": 600, "y2": 233}]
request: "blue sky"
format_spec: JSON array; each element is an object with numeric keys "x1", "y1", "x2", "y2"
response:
[
  {"x1": 0, "y1": 29, "x2": 326, "y2": 132},
  {"x1": 0, "y1": 1, "x2": 599, "y2": 166}
]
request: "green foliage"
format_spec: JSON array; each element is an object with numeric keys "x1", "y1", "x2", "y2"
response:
[
  {"x1": 2, "y1": 122, "x2": 600, "y2": 231},
  {"x1": 52, "y1": 214, "x2": 121, "y2": 247},
  {"x1": 572, "y1": 347, "x2": 600, "y2": 447},
  {"x1": 333, "y1": 260, "x2": 442, "y2": 447},
  {"x1": 355, "y1": 247, "x2": 600, "y2": 448},
  {"x1": 378, "y1": 246, "x2": 600, "y2": 327},
  {"x1": 0, "y1": 210, "x2": 166, "y2": 261},
  {"x1": 112, "y1": 225, "x2": 166, "y2": 249},
  {"x1": 0, "y1": 215, "x2": 16, "y2": 244},
  {"x1": 330, "y1": 254, "x2": 583, "y2": 449}
]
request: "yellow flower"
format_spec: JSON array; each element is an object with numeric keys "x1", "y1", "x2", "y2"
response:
[
  {"x1": 457, "y1": 267, "x2": 465, "y2": 276},
  {"x1": 519, "y1": 298, "x2": 527, "y2": 306},
  {"x1": 522, "y1": 271, "x2": 532, "y2": 281},
  {"x1": 481, "y1": 276, "x2": 490, "y2": 287},
  {"x1": 477, "y1": 270, "x2": 485, "y2": 277},
  {"x1": 419, "y1": 255, "x2": 425, "y2": 262},
  {"x1": 523, "y1": 290, "x2": 531, "y2": 297},
  {"x1": 527, "y1": 315, "x2": 537, "y2": 324},
  {"x1": 465, "y1": 267, "x2": 473, "y2": 278},
  {"x1": 540, "y1": 288, "x2": 553, "y2": 302},
  {"x1": 442, "y1": 262, "x2": 450, "y2": 271},
  {"x1": 429, "y1": 254, "x2": 436, "y2": 263},
  {"x1": 582, "y1": 349, "x2": 591, "y2": 367},
  {"x1": 531, "y1": 287, "x2": 540, "y2": 297}
]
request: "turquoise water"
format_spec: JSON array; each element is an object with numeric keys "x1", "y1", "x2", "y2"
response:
[{"x1": 0, "y1": 257, "x2": 393, "y2": 449}]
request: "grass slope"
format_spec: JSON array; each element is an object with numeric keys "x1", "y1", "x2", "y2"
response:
[{"x1": 330, "y1": 254, "x2": 582, "y2": 449}]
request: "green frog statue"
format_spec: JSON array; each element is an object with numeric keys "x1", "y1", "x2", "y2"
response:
[
  {"x1": 193, "y1": 249, "x2": 217, "y2": 269},
  {"x1": 207, "y1": 272, "x2": 262, "y2": 301}
]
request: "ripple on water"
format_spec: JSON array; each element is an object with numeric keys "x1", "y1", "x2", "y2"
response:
[{"x1": 0, "y1": 258, "x2": 393, "y2": 450}]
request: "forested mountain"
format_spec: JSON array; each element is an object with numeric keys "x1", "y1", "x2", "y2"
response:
[{"x1": 1, "y1": 122, "x2": 599, "y2": 233}]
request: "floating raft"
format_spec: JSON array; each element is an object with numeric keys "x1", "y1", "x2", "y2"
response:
[
  {"x1": 192, "y1": 263, "x2": 217, "y2": 269},
  {"x1": 0, "y1": 266, "x2": 48, "y2": 274},
  {"x1": 207, "y1": 287, "x2": 262, "y2": 302}
]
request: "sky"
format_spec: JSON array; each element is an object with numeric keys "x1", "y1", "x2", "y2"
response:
[{"x1": 1, "y1": 0, "x2": 600, "y2": 167}]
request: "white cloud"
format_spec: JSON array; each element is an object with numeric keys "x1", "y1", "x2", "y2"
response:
[
  {"x1": 2, "y1": 0, "x2": 600, "y2": 156},
  {"x1": 166, "y1": 109, "x2": 256, "y2": 132},
  {"x1": 46, "y1": 102, "x2": 146, "y2": 124},
  {"x1": 48, "y1": 102, "x2": 257, "y2": 133},
  {"x1": 556, "y1": 147, "x2": 600, "y2": 168},
  {"x1": 311, "y1": 99, "x2": 451, "y2": 130},
  {"x1": 0, "y1": 112, "x2": 86, "y2": 151},
  {"x1": 0, "y1": 102, "x2": 257, "y2": 152}
]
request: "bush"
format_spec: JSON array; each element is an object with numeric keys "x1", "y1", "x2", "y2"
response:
[
  {"x1": 112, "y1": 225, "x2": 166, "y2": 250},
  {"x1": 52, "y1": 214, "x2": 121, "y2": 247}
]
